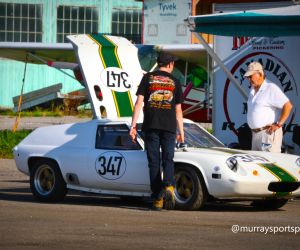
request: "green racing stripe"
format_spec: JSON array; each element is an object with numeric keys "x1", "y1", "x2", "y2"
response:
[
  {"x1": 89, "y1": 34, "x2": 133, "y2": 117},
  {"x1": 258, "y1": 163, "x2": 297, "y2": 197},
  {"x1": 258, "y1": 163, "x2": 297, "y2": 183}
]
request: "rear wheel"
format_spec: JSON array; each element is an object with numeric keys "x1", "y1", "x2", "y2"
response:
[
  {"x1": 30, "y1": 159, "x2": 67, "y2": 202},
  {"x1": 251, "y1": 198, "x2": 289, "y2": 210},
  {"x1": 174, "y1": 165, "x2": 207, "y2": 210}
]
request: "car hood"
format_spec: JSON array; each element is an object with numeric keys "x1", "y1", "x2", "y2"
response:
[
  {"x1": 175, "y1": 146, "x2": 299, "y2": 165},
  {"x1": 176, "y1": 147, "x2": 248, "y2": 158}
]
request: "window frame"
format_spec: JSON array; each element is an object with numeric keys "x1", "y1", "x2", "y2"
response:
[
  {"x1": 95, "y1": 124, "x2": 142, "y2": 151},
  {"x1": 0, "y1": 2, "x2": 43, "y2": 42},
  {"x1": 111, "y1": 7, "x2": 142, "y2": 44},
  {"x1": 56, "y1": 5, "x2": 99, "y2": 43}
]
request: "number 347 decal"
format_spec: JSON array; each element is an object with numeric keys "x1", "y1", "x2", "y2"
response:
[
  {"x1": 95, "y1": 151, "x2": 127, "y2": 180},
  {"x1": 100, "y1": 67, "x2": 133, "y2": 92}
]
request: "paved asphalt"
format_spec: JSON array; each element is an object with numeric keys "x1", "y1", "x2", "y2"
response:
[
  {"x1": 0, "y1": 159, "x2": 299, "y2": 250},
  {"x1": 0, "y1": 115, "x2": 90, "y2": 130}
]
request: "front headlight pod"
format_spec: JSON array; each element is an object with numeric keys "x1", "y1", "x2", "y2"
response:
[
  {"x1": 226, "y1": 157, "x2": 238, "y2": 172},
  {"x1": 296, "y1": 157, "x2": 300, "y2": 167}
]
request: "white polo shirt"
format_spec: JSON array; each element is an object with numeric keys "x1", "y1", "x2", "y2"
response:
[{"x1": 247, "y1": 79, "x2": 289, "y2": 129}]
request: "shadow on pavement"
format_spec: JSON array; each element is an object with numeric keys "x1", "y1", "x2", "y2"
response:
[
  {"x1": 0, "y1": 182, "x2": 151, "y2": 211},
  {"x1": 0, "y1": 179, "x2": 291, "y2": 212}
]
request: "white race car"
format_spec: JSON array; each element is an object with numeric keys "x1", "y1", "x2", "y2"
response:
[
  {"x1": 4, "y1": 34, "x2": 300, "y2": 210},
  {"x1": 14, "y1": 118, "x2": 300, "y2": 210}
]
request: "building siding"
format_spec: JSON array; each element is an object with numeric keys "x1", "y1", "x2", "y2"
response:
[{"x1": 0, "y1": 0, "x2": 142, "y2": 108}]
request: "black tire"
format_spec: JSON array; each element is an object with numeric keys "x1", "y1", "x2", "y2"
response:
[
  {"x1": 174, "y1": 165, "x2": 206, "y2": 210},
  {"x1": 251, "y1": 198, "x2": 289, "y2": 210},
  {"x1": 30, "y1": 159, "x2": 67, "y2": 202}
]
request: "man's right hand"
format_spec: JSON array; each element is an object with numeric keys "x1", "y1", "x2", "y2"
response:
[
  {"x1": 129, "y1": 127, "x2": 137, "y2": 142},
  {"x1": 176, "y1": 134, "x2": 184, "y2": 143}
]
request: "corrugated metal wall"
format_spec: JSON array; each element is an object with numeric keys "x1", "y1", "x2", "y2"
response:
[{"x1": 0, "y1": 0, "x2": 142, "y2": 108}]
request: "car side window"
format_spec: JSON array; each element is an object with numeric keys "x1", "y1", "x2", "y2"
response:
[{"x1": 95, "y1": 124, "x2": 142, "y2": 150}]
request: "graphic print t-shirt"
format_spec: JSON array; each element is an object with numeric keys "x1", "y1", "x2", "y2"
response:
[{"x1": 136, "y1": 70, "x2": 183, "y2": 133}]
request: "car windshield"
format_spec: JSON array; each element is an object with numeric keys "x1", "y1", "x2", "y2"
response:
[
  {"x1": 137, "y1": 123, "x2": 224, "y2": 148},
  {"x1": 183, "y1": 123, "x2": 224, "y2": 148}
]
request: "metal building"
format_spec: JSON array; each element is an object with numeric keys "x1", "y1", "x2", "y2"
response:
[{"x1": 0, "y1": 0, "x2": 142, "y2": 108}]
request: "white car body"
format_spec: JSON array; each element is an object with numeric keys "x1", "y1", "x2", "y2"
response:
[{"x1": 14, "y1": 118, "x2": 300, "y2": 210}]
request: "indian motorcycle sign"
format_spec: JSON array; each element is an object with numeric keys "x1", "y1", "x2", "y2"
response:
[{"x1": 213, "y1": 36, "x2": 299, "y2": 152}]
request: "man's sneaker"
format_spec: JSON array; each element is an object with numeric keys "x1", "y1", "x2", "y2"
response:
[
  {"x1": 164, "y1": 185, "x2": 175, "y2": 210},
  {"x1": 152, "y1": 198, "x2": 163, "y2": 211}
]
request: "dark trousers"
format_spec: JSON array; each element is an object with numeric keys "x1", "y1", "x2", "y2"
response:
[{"x1": 145, "y1": 129, "x2": 176, "y2": 199}]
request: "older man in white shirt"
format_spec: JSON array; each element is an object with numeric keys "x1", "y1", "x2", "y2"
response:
[{"x1": 245, "y1": 62, "x2": 293, "y2": 153}]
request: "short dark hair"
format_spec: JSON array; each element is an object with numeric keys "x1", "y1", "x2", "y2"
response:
[{"x1": 157, "y1": 52, "x2": 177, "y2": 67}]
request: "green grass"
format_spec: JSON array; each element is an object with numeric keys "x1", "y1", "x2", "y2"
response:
[
  {"x1": 0, "y1": 107, "x2": 92, "y2": 118},
  {"x1": 0, "y1": 107, "x2": 64, "y2": 117},
  {"x1": 0, "y1": 106, "x2": 92, "y2": 159},
  {"x1": 0, "y1": 130, "x2": 32, "y2": 159}
]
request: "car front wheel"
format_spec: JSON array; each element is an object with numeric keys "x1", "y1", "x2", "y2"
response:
[
  {"x1": 30, "y1": 159, "x2": 67, "y2": 202},
  {"x1": 174, "y1": 165, "x2": 207, "y2": 210}
]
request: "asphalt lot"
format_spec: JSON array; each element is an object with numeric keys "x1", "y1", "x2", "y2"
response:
[
  {"x1": 0, "y1": 115, "x2": 90, "y2": 130},
  {"x1": 0, "y1": 159, "x2": 299, "y2": 250}
]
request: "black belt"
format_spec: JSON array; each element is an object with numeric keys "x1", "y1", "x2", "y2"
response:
[{"x1": 251, "y1": 125, "x2": 270, "y2": 133}]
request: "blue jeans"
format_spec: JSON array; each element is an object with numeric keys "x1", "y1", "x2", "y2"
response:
[{"x1": 145, "y1": 129, "x2": 176, "y2": 199}]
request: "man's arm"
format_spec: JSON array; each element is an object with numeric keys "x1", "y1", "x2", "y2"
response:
[
  {"x1": 267, "y1": 101, "x2": 293, "y2": 134},
  {"x1": 278, "y1": 101, "x2": 293, "y2": 126},
  {"x1": 129, "y1": 95, "x2": 144, "y2": 141},
  {"x1": 176, "y1": 104, "x2": 184, "y2": 143}
]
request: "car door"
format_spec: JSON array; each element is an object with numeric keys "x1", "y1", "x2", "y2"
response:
[{"x1": 87, "y1": 123, "x2": 150, "y2": 193}]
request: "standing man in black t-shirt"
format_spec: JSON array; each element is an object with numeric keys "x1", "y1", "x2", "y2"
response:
[{"x1": 129, "y1": 52, "x2": 184, "y2": 210}]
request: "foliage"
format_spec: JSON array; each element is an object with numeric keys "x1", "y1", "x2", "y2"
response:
[
  {"x1": 0, "y1": 130, "x2": 32, "y2": 159},
  {"x1": 0, "y1": 107, "x2": 92, "y2": 118}
]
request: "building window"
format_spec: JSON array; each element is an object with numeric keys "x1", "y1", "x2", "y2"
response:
[
  {"x1": 112, "y1": 8, "x2": 142, "y2": 44},
  {"x1": 0, "y1": 3, "x2": 43, "y2": 42},
  {"x1": 57, "y1": 6, "x2": 98, "y2": 43}
]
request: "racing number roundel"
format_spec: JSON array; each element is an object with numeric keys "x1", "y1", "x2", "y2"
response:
[
  {"x1": 95, "y1": 151, "x2": 126, "y2": 180},
  {"x1": 100, "y1": 67, "x2": 133, "y2": 92}
]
